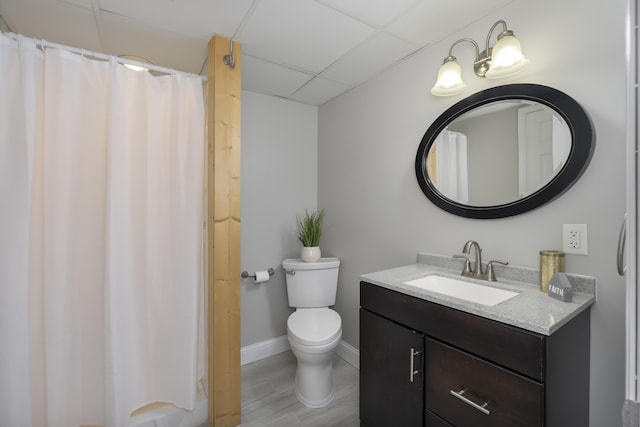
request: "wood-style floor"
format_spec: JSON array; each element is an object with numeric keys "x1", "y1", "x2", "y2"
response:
[{"x1": 239, "y1": 351, "x2": 360, "y2": 427}]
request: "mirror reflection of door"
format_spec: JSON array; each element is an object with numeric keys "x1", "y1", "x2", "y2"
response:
[{"x1": 518, "y1": 106, "x2": 571, "y2": 196}]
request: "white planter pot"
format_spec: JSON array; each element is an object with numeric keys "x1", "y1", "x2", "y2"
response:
[{"x1": 301, "y1": 246, "x2": 321, "y2": 262}]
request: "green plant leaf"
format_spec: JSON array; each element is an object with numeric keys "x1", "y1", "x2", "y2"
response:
[{"x1": 296, "y1": 208, "x2": 325, "y2": 247}]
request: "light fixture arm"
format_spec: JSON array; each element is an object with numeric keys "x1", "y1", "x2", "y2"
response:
[
  {"x1": 446, "y1": 37, "x2": 480, "y2": 60},
  {"x1": 485, "y1": 20, "x2": 509, "y2": 54},
  {"x1": 445, "y1": 37, "x2": 492, "y2": 78}
]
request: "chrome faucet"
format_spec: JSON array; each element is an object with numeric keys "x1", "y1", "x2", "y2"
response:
[
  {"x1": 454, "y1": 240, "x2": 508, "y2": 281},
  {"x1": 462, "y1": 240, "x2": 484, "y2": 278}
]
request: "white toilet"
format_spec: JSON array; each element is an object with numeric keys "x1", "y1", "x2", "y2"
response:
[{"x1": 282, "y1": 257, "x2": 342, "y2": 408}]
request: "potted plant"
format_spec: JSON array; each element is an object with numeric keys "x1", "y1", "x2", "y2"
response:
[{"x1": 296, "y1": 208, "x2": 325, "y2": 262}]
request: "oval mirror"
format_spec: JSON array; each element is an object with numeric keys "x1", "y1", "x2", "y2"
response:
[{"x1": 415, "y1": 84, "x2": 594, "y2": 219}]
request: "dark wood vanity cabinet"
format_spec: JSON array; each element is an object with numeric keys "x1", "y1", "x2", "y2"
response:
[{"x1": 360, "y1": 281, "x2": 590, "y2": 427}]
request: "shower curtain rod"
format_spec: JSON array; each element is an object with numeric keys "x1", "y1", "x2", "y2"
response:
[{"x1": 3, "y1": 32, "x2": 208, "y2": 82}]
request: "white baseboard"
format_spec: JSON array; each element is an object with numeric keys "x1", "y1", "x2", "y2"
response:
[
  {"x1": 336, "y1": 340, "x2": 359, "y2": 369},
  {"x1": 241, "y1": 335, "x2": 360, "y2": 369},
  {"x1": 241, "y1": 335, "x2": 290, "y2": 366}
]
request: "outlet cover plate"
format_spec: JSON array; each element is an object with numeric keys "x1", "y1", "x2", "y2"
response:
[{"x1": 562, "y1": 224, "x2": 588, "y2": 255}]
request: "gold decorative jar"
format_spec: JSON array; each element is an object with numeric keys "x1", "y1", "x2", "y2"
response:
[{"x1": 539, "y1": 250, "x2": 565, "y2": 292}]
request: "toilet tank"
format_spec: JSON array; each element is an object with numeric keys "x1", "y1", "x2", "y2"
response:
[{"x1": 282, "y1": 258, "x2": 340, "y2": 308}]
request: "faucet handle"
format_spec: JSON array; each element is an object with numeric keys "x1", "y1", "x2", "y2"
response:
[
  {"x1": 453, "y1": 254, "x2": 472, "y2": 274},
  {"x1": 486, "y1": 260, "x2": 509, "y2": 281}
]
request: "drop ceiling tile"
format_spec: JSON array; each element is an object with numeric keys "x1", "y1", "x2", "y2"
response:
[
  {"x1": 289, "y1": 77, "x2": 351, "y2": 106},
  {"x1": 0, "y1": 0, "x2": 102, "y2": 51},
  {"x1": 315, "y1": 0, "x2": 420, "y2": 27},
  {"x1": 98, "y1": 0, "x2": 253, "y2": 39},
  {"x1": 100, "y1": 11, "x2": 208, "y2": 74},
  {"x1": 320, "y1": 32, "x2": 418, "y2": 86},
  {"x1": 242, "y1": 54, "x2": 315, "y2": 99},
  {"x1": 386, "y1": 0, "x2": 513, "y2": 46},
  {"x1": 59, "y1": 0, "x2": 93, "y2": 10},
  {"x1": 239, "y1": 0, "x2": 376, "y2": 74}
]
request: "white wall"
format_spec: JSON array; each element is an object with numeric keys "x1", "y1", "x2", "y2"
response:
[
  {"x1": 0, "y1": 16, "x2": 9, "y2": 32},
  {"x1": 240, "y1": 91, "x2": 318, "y2": 346},
  {"x1": 318, "y1": 0, "x2": 627, "y2": 425}
]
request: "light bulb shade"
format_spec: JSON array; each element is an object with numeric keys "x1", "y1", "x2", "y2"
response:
[
  {"x1": 431, "y1": 59, "x2": 466, "y2": 96},
  {"x1": 485, "y1": 34, "x2": 529, "y2": 79}
]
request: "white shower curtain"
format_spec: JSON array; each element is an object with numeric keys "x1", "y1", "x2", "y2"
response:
[
  {"x1": 0, "y1": 33, "x2": 206, "y2": 427},
  {"x1": 435, "y1": 130, "x2": 469, "y2": 203}
]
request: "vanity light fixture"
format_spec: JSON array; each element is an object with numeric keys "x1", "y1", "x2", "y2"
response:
[{"x1": 431, "y1": 20, "x2": 530, "y2": 96}]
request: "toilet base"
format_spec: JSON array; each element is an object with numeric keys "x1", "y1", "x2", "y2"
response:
[
  {"x1": 296, "y1": 373, "x2": 335, "y2": 408},
  {"x1": 293, "y1": 358, "x2": 336, "y2": 408},
  {"x1": 288, "y1": 332, "x2": 341, "y2": 408}
]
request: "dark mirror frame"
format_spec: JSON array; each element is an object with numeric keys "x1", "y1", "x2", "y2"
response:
[{"x1": 415, "y1": 84, "x2": 595, "y2": 219}]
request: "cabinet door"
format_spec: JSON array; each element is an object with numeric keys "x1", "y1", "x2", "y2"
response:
[{"x1": 360, "y1": 309, "x2": 424, "y2": 427}]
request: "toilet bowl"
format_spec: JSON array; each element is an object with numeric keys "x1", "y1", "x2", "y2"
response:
[
  {"x1": 283, "y1": 257, "x2": 341, "y2": 408},
  {"x1": 287, "y1": 307, "x2": 342, "y2": 407}
]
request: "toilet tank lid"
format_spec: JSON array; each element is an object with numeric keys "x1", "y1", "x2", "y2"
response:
[{"x1": 282, "y1": 257, "x2": 340, "y2": 270}]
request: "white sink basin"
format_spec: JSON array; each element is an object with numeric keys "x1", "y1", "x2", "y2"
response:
[{"x1": 403, "y1": 275, "x2": 519, "y2": 306}]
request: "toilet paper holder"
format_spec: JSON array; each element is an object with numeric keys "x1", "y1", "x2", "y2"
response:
[{"x1": 241, "y1": 268, "x2": 275, "y2": 279}]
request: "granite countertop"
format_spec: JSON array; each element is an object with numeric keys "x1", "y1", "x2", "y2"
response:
[{"x1": 360, "y1": 252, "x2": 596, "y2": 336}]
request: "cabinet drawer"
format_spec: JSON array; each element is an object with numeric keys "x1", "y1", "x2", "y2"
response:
[{"x1": 425, "y1": 338, "x2": 543, "y2": 427}]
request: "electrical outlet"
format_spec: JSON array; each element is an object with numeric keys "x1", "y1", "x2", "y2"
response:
[{"x1": 562, "y1": 224, "x2": 588, "y2": 255}]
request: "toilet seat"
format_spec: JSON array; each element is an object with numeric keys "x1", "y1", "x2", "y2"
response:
[{"x1": 287, "y1": 308, "x2": 341, "y2": 347}]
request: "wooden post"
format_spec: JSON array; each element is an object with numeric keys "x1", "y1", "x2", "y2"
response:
[{"x1": 207, "y1": 35, "x2": 242, "y2": 427}]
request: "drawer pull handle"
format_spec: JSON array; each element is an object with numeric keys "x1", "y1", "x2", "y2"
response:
[
  {"x1": 409, "y1": 348, "x2": 421, "y2": 383},
  {"x1": 450, "y1": 389, "x2": 491, "y2": 415}
]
